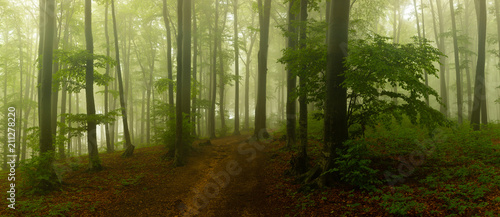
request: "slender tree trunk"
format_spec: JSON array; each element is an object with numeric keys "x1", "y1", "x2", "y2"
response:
[
  {"x1": 104, "y1": 0, "x2": 113, "y2": 153},
  {"x1": 294, "y1": 0, "x2": 308, "y2": 174},
  {"x1": 77, "y1": 92, "x2": 81, "y2": 156},
  {"x1": 449, "y1": 0, "x2": 463, "y2": 123},
  {"x1": 85, "y1": 0, "x2": 102, "y2": 171},
  {"x1": 233, "y1": 0, "x2": 241, "y2": 136},
  {"x1": 434, "y1": 0, "x2": 449, "y2": 116},
  {"x1": 192, "y1": 1, "x2": 198, "y2": 137},
  {"x1": 471, "y1": 0, "x2": 487, "y2": 130},
  {"x1": 209, "y1": 0, "x2": 218, "y2": 139},
  {"x1": 162, "y1": 0, "x2": 174, "y2": 107},
  {"x1": 111, "y1": 0, "x2": 134, "y2": 157},
  {"x1": 254, "y1": 0, "x2": 272, "y2": 139},
  {"x1": 322, "y1": 0, "x2": 350, "y2": 187}
]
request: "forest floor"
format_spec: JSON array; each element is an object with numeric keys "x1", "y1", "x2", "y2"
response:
[{"x1": 2, "y1": 129, "x2": 500, "y2": 216}]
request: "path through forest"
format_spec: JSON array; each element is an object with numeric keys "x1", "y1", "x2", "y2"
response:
[{"x1": 100, "y1": 134, "x2": 274, "y2": 217}]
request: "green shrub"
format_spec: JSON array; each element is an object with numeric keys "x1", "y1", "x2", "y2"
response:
[{"x1": 324, "y1": 139, "x2": 381, "y2": 190}]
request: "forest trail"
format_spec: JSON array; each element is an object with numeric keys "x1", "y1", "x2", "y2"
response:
[{"x1": 100, "y1": 134, "x2": 273, "y2": 217}]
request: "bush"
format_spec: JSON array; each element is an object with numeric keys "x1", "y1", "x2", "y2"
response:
[{"x1": 324, "y1": 139, "x2": 381, "y2": 190}]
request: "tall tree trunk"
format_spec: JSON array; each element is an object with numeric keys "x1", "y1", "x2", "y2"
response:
[
  {"x1": 254, "y1": 0, "x2": 272, "y2": 139},
  {"x1": 471, "y1": 0, "x2": 487, "y2": 130},
  {"x1": 174, "y1": 0, "x2": 191, "y2": 166},
  {"x1": 233, "y1": 0, "x2": 241, "y2": 136},
  {"x1": 293, "y1": 0, "x2": 308, "y2": 174},
  {"x1": 192, "y1": 1, "x2": 198, "y2": 137},
  {"x1": 243, "y1": 16, "x2": 257, "y2": 131},
  {"x1": 85, "y1": 0, "x2": 102, "y2": 171},
  {"x1": 449, "y1": 0, "x2": 463, "y2": 123},
  {"x1": 38, "y1": 0, "x2": 59, "y2": 190},
  {"x1": 77, "y1": 92, "x2": 82, "y2": 156},
  {"x1": 415, "y1": 0, "x2": 430, "y2": 106},
  {"x1": 209, "y1": 0, "x2": 218, "y2": 139},
  {"x1": 434, "y1": 0, "x2": 449, "y2": 116},
  {"x1": 162, "y1": 0, "x2": 174, "y2": 107},
  {"x1": 322, "y1": 0, "x2": 350, "y2": 187},
  {"x1": 104, "y1": 0, "x2": 113, "y2": 153},
  {"x1": 111, "y1": 0, "x2": 134, "y2": 157}
]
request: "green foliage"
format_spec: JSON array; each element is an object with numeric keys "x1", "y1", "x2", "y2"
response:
[
  {"x1": 379, "y1": 186, "x2": 426, "y2": 215},
  {"x1": 345, "y1": 35, "x2": 447, "y2": 131},
  {"x1": 151, "y1": 100, "x2": 194, "y2": 153},
  {"x1": 19, "y1": 151, "x2": 60, "y2": 194},
  {"x1": 53, "y1": 49, "x2": 115, "y2": 93},
  {"x1": 323, "y1": 139, "x2": 381, "y2": 190},
  {"x1": 60, "y1": 109, "x2": 120, "y2": 130}
]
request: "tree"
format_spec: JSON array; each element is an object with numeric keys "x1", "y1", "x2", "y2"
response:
[
  {"x1": 38, "y1": 0, "x2": 59, "y2": 191},
  {"x1": 286, "y1": 0, "x2": 297, "y2": 149},
  {"x1": 111, "y1": 0, "x2": 134, "y2": 157},
  {"x1": 233, "y1": 0, "x2": 241, "y2": 136},
  {"x1": 162, "y1": 0, "x2": 174, "y2": 107},
  {"x1": 85, "y1": 0, "x2": 102, "y2": 171},
  {"x1": 322, "y1": 0, "x2": 350, "y2": 186},
  {"x1": 471, "y1": 0, "x2": 487, "y2": 130},
  {"x1": 449, "y1": 0, "x2": 463, "y2": 124},
  {"x1": 174, "y1": 0, "x2": 192, "y2": 166},
  {"x1": 104, "y1": 0, "x2": 113, "y2": 153},
  {"x1": 208, "y1": 0, "x2": 218, "y2": 139},
  {"x1": 432, "y1": 0, "x2": 449, "y2": 117},
  {"x1": 254, "y1": 0, "x2": 272, "y2": 139}
]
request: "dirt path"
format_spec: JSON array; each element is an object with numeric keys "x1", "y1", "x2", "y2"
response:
[
  {"x1": 179, "y1": 135, "x2": 272, "y2": 216},
  {"x1": 101, "y1": 134, "x2": 272, "y2": 217}
]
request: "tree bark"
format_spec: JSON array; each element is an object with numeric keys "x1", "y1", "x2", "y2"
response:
[
  {"x1": 435, "y1": 0, "x2": 449, "y2": 117},
  {"x1": 286, "y1": 0, "x2": 297, "y2": 149},
  {"x1": 233, "y1": 0, "x2": 241, "y2": 136},
  {"x1": 85, "y1": 0, "x2": 102, "y2": 171},
  {"x1": 322, "y1": 0, "x2": 350, "y2": 187},
  {"x1": 449, "y1": 0, "x2": 463, "y2": 123},
  {"x1": 111, "y1": 0, "x2": 134, "y2": 157},
  {"x1": 38, "y1": 0, "x2": 59, "y2": 190},
  {"x1": 209, "y1": 0, "x2": 218, "y2": 139},
  {"x1": 104, "y1": 0, "x2": 113, "y2": 153},
  {"x1": 471, "y1": 0, "x2": 487, "y2": 130},
  {"x1": 254, "y1": 0, "x2": 272, "y2": 139}
]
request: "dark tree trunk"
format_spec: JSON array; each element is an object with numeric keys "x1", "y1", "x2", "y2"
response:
[
  {"x1": 104, "y1": 0, "x2": 113, "y2": 153},
  {"x1": 233, "y1": 0, "x2": 241, "y2": 136},
  {"x1": 471, "y1": 0, "x2": 487, "y2": 130},
  {"x1": 293, "y1": 0, "x2": 309, "y2": 174},
  {"x1": 111, "y1": 0, "x2": 134, "y2": 157},
  {"x1": 254, "y1": 0, "x2": 272, "y2": 139},
  {"x1": 243, "y1": 15, "x2": 256, "y2": 131},
  {"x1": 38, "y1": 0, "x2": 59, "y2": 190},
  {"x1": 85, "y1": 0, "x2": 102, "y2": 171},
  {"x1": 450, "y1": 0, "x2": 463, "y2": 124},
  {"x1": 163, "y1": 0, "x2": 174, "y2": 107},
  {"x1": 192, "y1": 1, "x2": 198, "y2": 137},
  {"x1": 434, "y1": 0, "x2": 449, "y2": 117},
  {"x1": 322, "y1": 0, "x2": 350, "y2": 187},
  {"x1": 209, "y1": 0, "x2": 218, "y2": 139}
]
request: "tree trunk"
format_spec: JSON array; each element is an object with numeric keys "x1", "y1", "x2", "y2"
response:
[
  {"x1": 233, "y1": 0, "x2": 241, "y2": 136},
  {"x1": 174, "y1": 0, "x2": 191, "y2": 166},
  {"x1": 434, "y1": 0, "x2": 449, "y2": 117},
  {"x1": 244, "y1": 16, "x2": 256, "y2": 131},
  {"x1": 85, "y1": 0, "x2": 102, "y2": 171},
  {"x1": 286, "y1": 0, "x2": 297, "y2": 149},
  {"x1": 38, "y1": 0, "x2": 59, "y2": 190},
  {"x1": 111, "y1": 0, "x2": 134, "y2": 157},
  {"x1": 209, "y1": 0, "x2": 218, "y2": 139},
  {"x1": 254, "y1": 0, "x2": 272, "y2": 139},
  {"x1": 449, "y1": 0, "x2": 463, "y2": 123},
  {"x1": 471, "y1": 0, "x2": 487, "y2": 130},
  {"x1": 104, "y1": 0, "x2": 113, "y2": 153},
  {"x1": 192, "y1": 1, "x2": 198, "y2": 137},
  {"x1": 165, "y1": 0, "x2": 174, "y2": 108},
  {"x1": 293, "y1": 0, "x2": 309, "y2": 174},
  {"x1": 322, "y1": 0, "x2": 350, "y2": 187}
]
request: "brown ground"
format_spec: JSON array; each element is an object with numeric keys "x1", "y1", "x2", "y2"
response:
[{"x1": 0, "y1": 134, "x2": 282, "y2": 217}]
